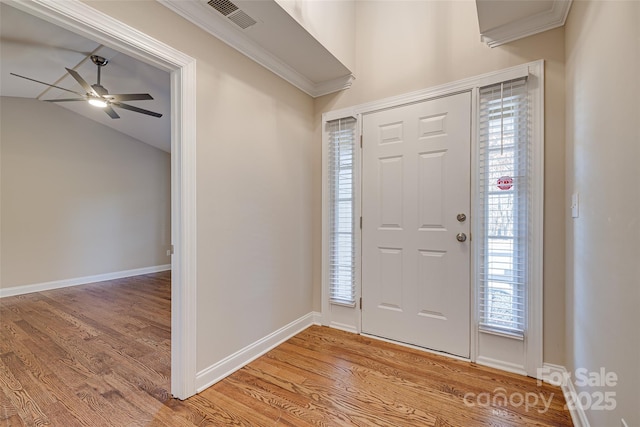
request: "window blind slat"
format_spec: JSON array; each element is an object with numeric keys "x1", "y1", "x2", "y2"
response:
[
  {"x1": 327, "y1": 117, "x2": 357, "y2": 305},
  {"x1": 478, "y1": 77, "x2": 529, "y2": 335}
]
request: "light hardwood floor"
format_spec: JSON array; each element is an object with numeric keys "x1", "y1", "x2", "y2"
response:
[{"x1": 0, "y1": 272, "x2": 572, "y2": 426}]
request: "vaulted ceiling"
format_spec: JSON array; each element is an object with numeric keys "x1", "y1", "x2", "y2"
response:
[{"x1": 0, "y1": 3, "x2": 171, "y2": 153}]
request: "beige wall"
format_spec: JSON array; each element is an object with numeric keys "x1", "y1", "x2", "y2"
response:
[
  {"x1": 0, "y1": 96, "x2": 170, "y2": 288},
  {"x1": 565, "y1": 1, "x2": 640, "y2": 425},
  {"x1": 84, "y1": 1, "x2": 316, "y2": 371},
  {"x1": 313, "y1": 0, "x2": 566, "y2": 365}
]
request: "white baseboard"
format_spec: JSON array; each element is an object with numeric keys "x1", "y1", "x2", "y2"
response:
[
  {"x1": 328, "y1": 321, "x2": 358, "y2": 334},
  {"x1": 539, "y1": 362, "x2": 566, "y2": 383},
  {"x1": 541, "y1": 363, "x2": 590, "y2": 427},
  {"x1": 0, "y1": 264, "x2": 171, "y2": 298},
  {"x1": 195, "y1": 311, "x2": 321, "y2": 392},
  {"x1": 476, "y1": 356, "x2": 527, "y2": 376}
]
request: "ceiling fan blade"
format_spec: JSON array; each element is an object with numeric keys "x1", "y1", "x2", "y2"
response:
[
  {"x1": 112, "y1": 102, "x2": 162, "y2": 118},
  {"x1": 44, "y1": 98, "x2": 87, "y2": 102},
  {"x1": 65, "y1": 67, "x2": 99, "y2": 97},
  {"x1": 9, "y1": 73, "x2": 85, "y2": 96},
  {"x1": 104, "y1": 106, "x2": 120, "y2": 119},
  {"x1": 107, "y1": 93, "x2": 153, "y2": 102}
]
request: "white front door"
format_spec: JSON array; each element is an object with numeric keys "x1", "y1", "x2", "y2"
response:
[{"x1": 361, "y1": 92, "x2": 471, "y2": 358}]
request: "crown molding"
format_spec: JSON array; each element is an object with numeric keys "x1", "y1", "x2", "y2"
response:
[
  {"x1": 480, "y1": 0, "x2": 572, "y2": 48},
  {"x1": 158, "y1": 0, "x2": 353, "y2": 98}
]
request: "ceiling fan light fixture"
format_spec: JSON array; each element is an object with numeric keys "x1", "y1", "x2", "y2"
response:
[
  {"x1": 88, "y1": 97, "x2": 108, "y2": 108},
  {"x1": 11, "y1": 60, "x2": 161, "y2": 118}
]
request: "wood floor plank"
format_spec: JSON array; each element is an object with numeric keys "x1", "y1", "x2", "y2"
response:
[
  {"x1": 41, "y1": 401, "x2": 88, "y2": 427},
  {"x1": 0, "y1": 372, "x2": 21, "y2": 423},
  {"x1": 215, "y1": 378, "x2": 318, "y2": 427},
  {"x1": 286, "y1": 328, "x2": 571, "y2": 426},
  {"x1": 0, "y1": 356, "x2": 49, "y2": 427},
  {"x1": 245, "y1": 356, "x2": 446, "y2": 426},
  {"x1": 0, "y1": 271, "x2": 573, "y2": 426}
]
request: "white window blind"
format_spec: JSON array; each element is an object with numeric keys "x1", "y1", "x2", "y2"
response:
[
  {"x1": 478, "y1": 77, "x2": 529, "y2": 335},
  {"x1": 327, "y1": 117, "x2": 357, "y2": 305}
]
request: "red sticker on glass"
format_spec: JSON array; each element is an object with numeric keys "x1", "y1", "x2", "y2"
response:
[{"x1": 497, "y1": 176, "x2": 513, "y2": 190}]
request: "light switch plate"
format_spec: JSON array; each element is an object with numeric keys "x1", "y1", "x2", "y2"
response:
[{"x1": 571, "y1": 193, "x2": 579, "y2": 218}]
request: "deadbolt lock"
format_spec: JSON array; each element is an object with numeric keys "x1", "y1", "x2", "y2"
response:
[{"x1": 457, "y1": 213, "x2": 467, "y2": 222}]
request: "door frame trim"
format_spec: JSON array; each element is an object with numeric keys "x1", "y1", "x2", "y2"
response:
[
  {"x1": 322, "y1": 60, "x2": 544, "y2": 376},
  {"x1": 4, "y1": 0, "x2": 198, "y2": 398}
]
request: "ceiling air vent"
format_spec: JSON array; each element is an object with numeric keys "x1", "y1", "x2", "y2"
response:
[
  {"x1": 228, "y1": 10, "x2": 257, "y2": 29},
  {"x1": 207, "y1": 0, "x2": 237, "y2": 16},
  {"x1": 206, "y1": 0, "x2": 257, "y2": 30}
]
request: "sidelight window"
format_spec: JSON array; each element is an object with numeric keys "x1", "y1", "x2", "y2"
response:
[
  {"x1": 327, "y1": 117, "x2": 357, "y2": 306},
  {"x1": 478, "y1": 77, "x2": 529, "y2": 335}
]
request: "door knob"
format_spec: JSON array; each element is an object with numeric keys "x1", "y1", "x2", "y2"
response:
[{"x1": 456, "y1": 233, "x2": 467, "y2": 242}]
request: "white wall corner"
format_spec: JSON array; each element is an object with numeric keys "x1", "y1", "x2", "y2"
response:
[
  {"x1": 312, "y1": 311, "x2": 323, "y2": 325},
  {"x1": 480, "y1": 0, "x2": 572, "y2": 48},
  {"x1": 540, "y1": 363, "x2": 591, "y2": 427},
  {"x1": 195, "y1": 312, "x2": 319, "y2": 393},
  {"x1": 0, "y1": 265, "x2": 171, "y2": 298}
]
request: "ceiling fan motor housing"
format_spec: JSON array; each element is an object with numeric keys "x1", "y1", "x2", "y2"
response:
[{"x1": 91, "y1": 55, "x2": 108, "y2": 67}]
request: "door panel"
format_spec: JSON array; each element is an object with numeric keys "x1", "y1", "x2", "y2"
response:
[
  {"x1": 379, "y1": 156, "x2": 404, "y2": 228},
  {"x1": 361, "y1": 92, "x2": 471, "y2": 358}
]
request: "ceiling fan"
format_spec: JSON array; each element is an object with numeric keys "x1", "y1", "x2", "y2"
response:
[{"x1": 10, "y1": 55, "x2": 162, "y2": 119}]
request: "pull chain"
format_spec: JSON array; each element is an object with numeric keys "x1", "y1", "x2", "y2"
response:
[{"x1": 500, "y1": 82, "x2": 504, "y2": 156}]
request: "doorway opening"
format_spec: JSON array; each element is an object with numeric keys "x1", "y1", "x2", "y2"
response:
[{"x1": 4, "y1": 0, "x2": 198, "y2": 399}]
